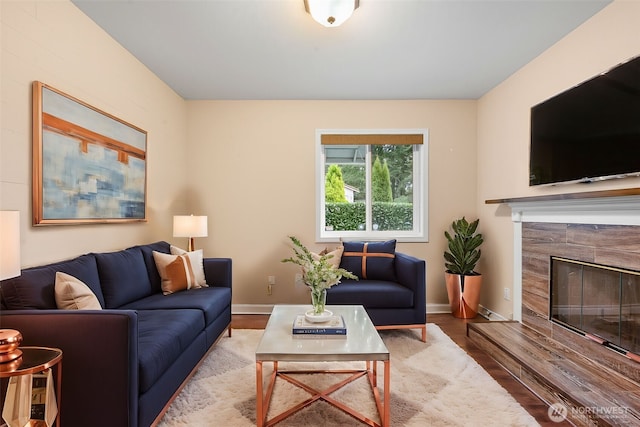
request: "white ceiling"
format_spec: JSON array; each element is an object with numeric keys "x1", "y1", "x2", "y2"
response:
[{"x1": 72, "y1": 0, "x2": 610, "y2": 100}]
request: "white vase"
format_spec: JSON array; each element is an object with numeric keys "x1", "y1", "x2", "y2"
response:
[
  {"x1": 305, "y1": 288, "x2": 332, "y2": 322},
  {"x1": 310, "y1": 288, "x2": 327, "y2": 315}
]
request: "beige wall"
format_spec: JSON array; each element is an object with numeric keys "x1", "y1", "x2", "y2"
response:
[
  {"x1": 0, "y1": 1, "x2": 188, "y2": 267},
  {"x1": 477, "y1": 1, "x2": 640, "y2": 319},
  {"x1": 8, "y1": 1, "x2": 634, "y2": 314},
  {"x1": 187, "y1": 100, "x2": 477, "y2": 307},
  {"x1": 1, "y1": 1, "x2": 478, "y2": 310}
]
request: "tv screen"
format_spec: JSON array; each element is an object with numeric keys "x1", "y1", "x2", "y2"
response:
[{"x1": 529, "y1": 56, "x2": 640, "y2": 186}]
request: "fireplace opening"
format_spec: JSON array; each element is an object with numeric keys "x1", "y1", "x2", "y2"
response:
[{"x1": 550, "y1": 256, "x2": 640, "y2": 356}]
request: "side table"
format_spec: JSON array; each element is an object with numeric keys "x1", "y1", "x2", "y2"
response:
[{"x1": 0, "y1": 347, "x2": 63, "y2": 427}]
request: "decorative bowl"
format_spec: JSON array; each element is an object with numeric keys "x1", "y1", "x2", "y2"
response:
[
  {"x1": 0, "y1": 329, "x2": 23, "y2": 363},
  {"x1": 304, "y1": 309, "x2": 333, "y2": 323},
  {"x1": 0, "y1": 329, "x2": 22, "y2": 353}
]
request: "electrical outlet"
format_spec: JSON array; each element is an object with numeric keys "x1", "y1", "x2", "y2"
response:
[
  {"x1": 268, "y1": 276, "x2": 276, "y2": 285},
  {"x1": 295, "y1": 273, "x2": 304, "y2": 287},
  {"x1": 504, "y1": 287, "x2": 511, "y2": 301}
]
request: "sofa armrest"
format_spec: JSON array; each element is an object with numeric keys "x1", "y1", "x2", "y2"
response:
[
  {"x1": 395, "y1": 252, "x2": 426, "y2": 309},
  {"x1": 203, "y1": 257, "x2": 232, "y2": 288},
  {"x1": 0, "y1": 310, "x2": 139, "y2": 427}
]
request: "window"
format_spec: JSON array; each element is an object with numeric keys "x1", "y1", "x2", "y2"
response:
[{"x1": 316, "y1": 129, "x2": 428, "y2": 242}]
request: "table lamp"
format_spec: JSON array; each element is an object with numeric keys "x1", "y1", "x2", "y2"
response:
[
  {"x1": 0, "y1": 211, "x2": 20, "y2": 281},
  {"x1": 173, "y1": 215, "x2": 208, "y2": 251},
  {"x1": 0, "y1": 211, "x2": 23, "y2": 364}
]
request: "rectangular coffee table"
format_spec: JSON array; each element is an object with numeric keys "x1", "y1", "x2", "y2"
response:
[{"x1": 255, "y1": 304, "x2": 390, "y2": 427}]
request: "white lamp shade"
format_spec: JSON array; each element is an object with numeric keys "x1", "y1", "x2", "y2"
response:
[
  {"x1": 0, "y1": 211, "x2": 21, "y2": 281},
  {"x1": 173, "y1": 215, "x2": 208, "y2": 238},
  {"x1": 304, "y1": 0, "x2": 359, "y2": 27}
]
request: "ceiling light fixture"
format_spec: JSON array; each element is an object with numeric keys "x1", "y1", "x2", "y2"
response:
[{"x1": 304, "y1": 0, "x2": 359, "y2": 27}]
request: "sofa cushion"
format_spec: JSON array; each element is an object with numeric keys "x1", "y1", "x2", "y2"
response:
[
  {"x1": 326, "y1": 279, "x2": 413, "y2": 308},
  {"x1": 131, "y1": 241, "x2": 171, "y2": 294},
  {"x1": 137, "y1": 309, "x2": 205, "y2": 393},
  {"x1": 1, "y1": 254, "x2": 103, "y2": 309},
  {"x1": 170, "y1": 246, "x2": 208, "y2": 287},
  {"x1": 339, "y1": 240, "x2": 396, "y2": 281},
  {"x1": 54, "y1": 272, "x2": 102, "y2": 310},
  {"x1": 95, "y1": 247, "x2": 153, "y2": 308},
  {"x1": 120, "y1": 287, "x2": 231, "y2": 326}
]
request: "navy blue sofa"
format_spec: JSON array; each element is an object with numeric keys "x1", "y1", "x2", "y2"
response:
[
  {"x1": 327, "y1": 251, "x2": 426, "y2": 341},
  {"x1": 0, "y1": 241, "x2": 232, "y2": 427}
]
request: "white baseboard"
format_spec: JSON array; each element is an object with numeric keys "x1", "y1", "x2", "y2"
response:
[
  {"x1": 232, "y1": 303, "x2": 453, "y2": 316},
  {"x1": 427, "y1": 303, "x2": 452, "y2": 314},
  {"x1": 231, "y1": 303, "x2": 511, "y2": 321},
  {"x1": 232, "y1": 304, "x2": 274, "y2": 315},
  {"x1": 424, "y1": 304, "x2": 510, "y2": 320},
  {"x1": 478, "y1": 304, "x2": 510, "y2": 321}
]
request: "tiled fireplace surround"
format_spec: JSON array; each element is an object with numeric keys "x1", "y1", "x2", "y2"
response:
[{"x1": 505, "y1": 190, "x2": 640, "y2": 382}]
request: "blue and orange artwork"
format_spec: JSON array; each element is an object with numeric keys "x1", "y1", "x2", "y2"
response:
[{"x1": 40, "y1": 86, "x2": 146, "y2": 220}]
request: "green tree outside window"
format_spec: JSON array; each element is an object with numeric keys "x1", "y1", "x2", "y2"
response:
[{"x1": 325, "y1": 164, "x2": 348, "y2": 203}]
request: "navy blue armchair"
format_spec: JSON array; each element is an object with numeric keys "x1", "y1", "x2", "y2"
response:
[{"x1": 326, "y1": 251, "x2": 426, "y2": 341}]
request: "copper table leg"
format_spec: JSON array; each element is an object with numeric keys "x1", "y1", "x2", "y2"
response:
[{"x1": 256, "y1": 361, "x2": 390, "y2": 427}]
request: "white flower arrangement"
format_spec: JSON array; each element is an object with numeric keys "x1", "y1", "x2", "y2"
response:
[{"x1": 281, "y1": 236, "x2": 357, "y2": 292}]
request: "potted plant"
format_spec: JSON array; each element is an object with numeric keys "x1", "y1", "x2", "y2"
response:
[
  {"x1": 282, "y1": 236, "x2": 357, "y2": 319},
  {"x1": 443, "y1": 217, "x2": 484, "y2": 318}
]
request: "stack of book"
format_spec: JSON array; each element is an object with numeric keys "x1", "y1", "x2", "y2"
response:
[{"x1": 292, "y1": 315, "x2": 347, "y2": 338}]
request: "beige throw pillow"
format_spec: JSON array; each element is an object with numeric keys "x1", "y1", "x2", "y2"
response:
[
  {"x1": 312, "y1": 246, "x2": 344, "y2": 269},
  {"x1": 170, "y1": 245, "x2": 208, "y2": 287},
  {"x1": 308, "y1": 246, "x2": 345, "y2": 287},
  {"x1": 54, "y1": 272, "x2": 102, "y2": 310},
  {"x1": 153, "y1": 251, "x2": 199, "y2": 295}
]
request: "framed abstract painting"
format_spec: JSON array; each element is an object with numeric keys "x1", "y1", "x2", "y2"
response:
[{"x1": 32, "y1": 81, "x2": 147, "y2": 225}]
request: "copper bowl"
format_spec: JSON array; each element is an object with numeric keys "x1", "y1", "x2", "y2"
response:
[{"x1": 0, "y1": 329, "x2": 23, "y2": 362}]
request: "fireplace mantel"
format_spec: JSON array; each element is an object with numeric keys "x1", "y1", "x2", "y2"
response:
[
  {"x1": 486, "y1": 187, "x2": 640, "y2": 204},
  {"x1": 486, "y1": 187, "x2": 640, "y2": 226}
]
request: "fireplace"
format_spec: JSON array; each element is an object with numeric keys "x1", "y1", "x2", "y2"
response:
[
  {"x1": 474, "y1": 190, "x2": 640, "y2": 424},
  {"x1": 484, "y1": 189, "x2": 640, "y2": 380},
  {"x1": 550, "y1": 256, "x2": 640, "y2": 355}
]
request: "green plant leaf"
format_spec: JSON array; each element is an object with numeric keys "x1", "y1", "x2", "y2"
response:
[{"x1": 443, "y1": 217, "x2": 483, "y2": 275}]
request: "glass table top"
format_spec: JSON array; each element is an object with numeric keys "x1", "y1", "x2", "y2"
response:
[
  {"x1": 255, "y1": 305, "x2": 389, "y2": 362},
  {"x1": 0, "y1": 347, "x2": 62, "y2": 376}
]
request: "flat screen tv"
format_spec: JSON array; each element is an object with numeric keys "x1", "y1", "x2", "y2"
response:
[{"x1": 529, "y1": 55, "x2": 640, "y2": 186}]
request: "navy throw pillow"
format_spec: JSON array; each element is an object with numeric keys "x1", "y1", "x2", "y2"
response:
[
  {"x1": 0, "y1": 254, "x2": 103, "y2": 309},
  {"x1": 94, "y1": 247, "x2": 153, "y2": 308},
  {"x1": 129, "y1": 241, "x2": 171, "y2": 293},
  {"x1": 339, "y1": 240, "x2": 396, "y2": 281}
]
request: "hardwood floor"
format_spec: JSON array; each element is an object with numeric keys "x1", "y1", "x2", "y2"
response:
[{"x1": 231, "y1": 312, "x2": 572, "y2": 426}]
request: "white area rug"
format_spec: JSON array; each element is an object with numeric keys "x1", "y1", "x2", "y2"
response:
[{"x1": 158, "y1": 324, "x2": 539, "y2": 426}]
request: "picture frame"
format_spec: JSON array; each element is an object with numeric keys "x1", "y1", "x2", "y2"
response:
[{"x1": 32, "y1": 81, "x2": 147, "y2": 225}]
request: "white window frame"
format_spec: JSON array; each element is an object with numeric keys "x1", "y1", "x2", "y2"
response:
[{"x1": 315, "y1": 128, "x2": 429, "y2": 243}]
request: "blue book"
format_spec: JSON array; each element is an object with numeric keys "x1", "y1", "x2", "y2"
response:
[{"x1": 292, "y1": 315, "x2": 347, "y2": 336}]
